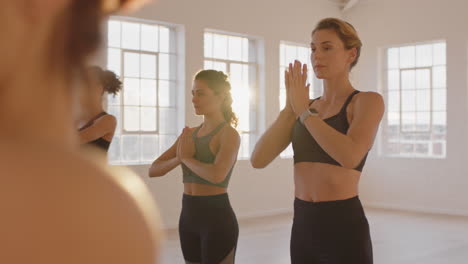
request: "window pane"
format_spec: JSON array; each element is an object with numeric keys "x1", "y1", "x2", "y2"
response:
[
  {"x1": 399, "y1": 46, "x2": 415, "y2": 68},
  {"x1": 108, "y1": 136, "x2": 121, "y2": 162},
  {"x1": 213, "y1": 34, "x2": 228, "y2": 59},
  {"x1": 141, "y1": 24, "x2": 158, "y2": 52},
  {"x1": 212, "y1": 61, "x2": 227, "y2": 72},
  {"x1": 415, "y1": 142, "x2": 429, "y2": 155},
  {"x1": 141, "y1": 135, "x2": 159, "y2": 161},
  {"x1": 416, "y1": 44, "x2": 432, "y2": 67},
  {"x1": 159, "y1": 135, "x2": 177, "y2": 154},
  {"x1": 159, "y1": 53, "x2": 169, "y2": 80},
  {"x1": 432, "y1": 89, "x2": 446, "y2": 111},
  {"x1": 432, "y1": 111, "x2": 446, "y2": 127},
  {"x1": 107, "y1": 105, "x2": 122, "y2": 134},
  {"x1": 402, "y1": 112, "x2": 416, "y2": 132},
  {"x1": 107, "y1": 91, "x2": 121, "y2": 106},
  {"x1": 285, "y1": 45, "x2": 297, "y2": 65},
  {"x1": 122, "y1": 135, "x2": 140, "y2": 162},
  {"x1": 141, "y1": 107, "x2": 157, "y2": 131},
  {"x1": 124, "y1": 106, "x2": 140, "y2": 131},
  {"x1": 433, "y1": 42, "x2": 446, "y2": 65},
  {"x1": 280, "y1": 44, "x2": 286, "y2": 66},
  {"x1": 123, "y1": 78, "x2": 140, "y2": 105},
  {"x1": 388, "y1": 70, "x2": 400, "y2": 90},
  {"x1": 279, "y1": 88, "x2": 287, "y2": 110},
  {"x1": 228, "y1": 36, "x2": 243, "y2": 61},
  {"x1": 401, "y1": 70, "x2": 415, "y2": 90},
  {"x1": 416, "y1": 111, "x2": 430, "y2": 131},
  {"x1": 122, "y1": 22, "x2": 140, "y2": 50},
  {"x1": 204, "y1": 33, "x2": 213, "y2": 58},
  {"x1": 140, "y1": 79, "x2": 157, "y2": 106},
  {"x1": 158, "y1": 81, "x2": 176, "y2": 107},
  {"x1": 416, "y1": 89, "x2": 430, "y2": 112},
  {"x1": 107, "y1": 48, "x2": 121, "y2": 76},
  {"x1": 387, "y1": 90, "x2": 400, "y2": 112},
  {"x1": 159, "y1": 108, "x2": 177, "y2": 134},
  {"x1": 159, "y1": 26, "x2": 170, "y2": 53},
  {"x1": 140, "y1": 54, "x2": 157, "y2": 79},
  {"x1": 432, "y1": 66, "x2": 446, "y2": 88},
  {"x1": 416, "y1": 69, "x2": 430, "y2": 89},
  {"x1": 387, "y1": 111, "x2": 400, "y2": 126},
  {"x1": 242, "y1": 38, "x2": 249, "y2": 62},
  {"x1": 298, "y1": 47, "x2": 309, "y2": 65},
  {"x1": 108, "y1": 20, "x2": 121, "y2": 48},
  {"x1": 387, "y1": 48, "x2": 399, "y2": 69},
  {"x1": 204, "y1": 60, "x2": 213, "y2": 69},
  {"x1": 401, "y1": 90, "x2": 416, "y2": 112},
  {"x1": 239, "y1": 133, "x2": 250, "y2": 159},
  {"x1": 124, "y1": 52, "x2": 140, "y2": 78}
]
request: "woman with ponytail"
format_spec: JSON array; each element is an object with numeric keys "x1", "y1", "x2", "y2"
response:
[
  {"x1": 149, "y1": 70, "x2": 240, "y2": 263},
  {"x1": 77, "y1": 66, "x2": 122, "y2": 153}
]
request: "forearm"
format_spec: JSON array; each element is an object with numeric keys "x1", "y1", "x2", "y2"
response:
[
  {"x1": 149, "y1": 157, "x2": 181, "y2": 177},
  {"x1": 303, "y1": 117, "x2": 367, "y2": 168},
  {"x1": 180, "y1": 158, "x2": 225, "y2": 184},
  {"x1": 251, "y1": 109, "x2": 296, "y2": 168}
]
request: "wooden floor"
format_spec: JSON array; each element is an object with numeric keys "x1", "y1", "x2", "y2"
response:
[{"x1": 159, "y1": 208, "x2": 468, "y2": 264}]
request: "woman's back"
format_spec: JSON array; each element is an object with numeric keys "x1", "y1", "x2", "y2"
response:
[{"x1": 0, "y1": 139, "x2": 161, "y2": 264}]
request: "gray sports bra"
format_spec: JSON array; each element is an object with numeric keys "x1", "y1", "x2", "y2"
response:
[{"x1": 182, "y1": 122, "x2": 234, "y2": 188}]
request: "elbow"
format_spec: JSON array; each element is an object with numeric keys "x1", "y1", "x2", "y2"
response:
[
  {"x1": 250, "y1": 152, "x2": 268, "y2": 169},
  {"x1": 339, "y1": 154, "x2": 364, "y2": 170},
  {"x1": 148, "y1": 164, "x2": 164, "y2": 178},
  {"x1": 250, "y1": 158, "x2": 267, "y2": 169}
]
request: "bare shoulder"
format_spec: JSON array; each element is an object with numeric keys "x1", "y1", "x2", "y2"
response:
[
  {"x1": 221, "y1": 125, "x2": 241, "y2": 142},
  {"x1": 354, "y1": 91, "x2": 384, "y2": 107},
  {"x1": 97, "y1": 113, "x2": 117, "y2": 126},
  {"x1": 0, "y1": 141, "x2": 161, "y2": 263}
]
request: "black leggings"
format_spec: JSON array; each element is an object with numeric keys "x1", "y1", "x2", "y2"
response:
[
  {"x1": 179, "y1": 193, "x2": 238, "y2": 264},
  {"x1": 290, "y1": 196, "x2": 373, "y2": 264}
]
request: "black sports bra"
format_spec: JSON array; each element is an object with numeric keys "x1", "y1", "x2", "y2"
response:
[
  {"x1": 291, "y1": 90, "x2": 368, "y2": 172},
  {"x1": 78, "y1": 112, "x2": 111, "y2": 153}
]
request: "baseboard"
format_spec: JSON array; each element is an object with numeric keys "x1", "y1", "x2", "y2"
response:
[
  {"x1": 235, "y1": 207, "x2": 293, "y2": 220},
  {"x1": 363, "y1": 202, "x2": 468, "y2": 217}
]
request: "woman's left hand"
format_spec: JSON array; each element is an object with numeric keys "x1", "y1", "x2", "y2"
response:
[
  {"x1": 286, "y1": 60, "x2": 311, "y2": 117},
  {"x1": 178, "y1": 127, "x2": 195, "y2": 161}
]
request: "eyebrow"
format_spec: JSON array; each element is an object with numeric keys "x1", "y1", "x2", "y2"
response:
[{"x1": 310, "y1": 41, "x2": 333, "y2": 45}]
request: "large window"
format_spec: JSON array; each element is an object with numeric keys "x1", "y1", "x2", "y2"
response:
[
  {"x1": 383, "y1": 42, "x2": 446, "y2": 158},
  {"x1": 279, "y1": 42, "x2": 323, "y2": 158},
  {"x1": 204, "y1": 31, "x2": 259, "y2": 159},
  {"x1": 106, "y1": 18, "x2": 179, "y2": 165}
]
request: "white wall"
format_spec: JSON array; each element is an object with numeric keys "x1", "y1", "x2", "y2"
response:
[
  {"x1": 118, "y1": 0, "x2": 343, "y2": 229},
  {"x1": 344, "y1": 0, "x2": 468, "y2": 216}
]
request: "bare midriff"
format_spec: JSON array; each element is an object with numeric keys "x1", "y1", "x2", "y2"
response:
[
  {"x1": 184, "y1": 182, "x2": 227, "y2": 196},
  {"x1": 294, "y1": 162, "x2": 361, "y2": 202}
]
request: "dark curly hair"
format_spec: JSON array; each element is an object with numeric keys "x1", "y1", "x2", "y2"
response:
[
  {"x1": 194, "y1": 70, "x2": 238, "y2": 128},
  {"x1": 88, "y1": 66, "x2": 122, "y2": 96}
]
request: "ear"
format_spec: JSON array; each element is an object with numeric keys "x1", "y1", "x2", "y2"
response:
[{"x1": 348, "y1": 47, "x2": 358, "y2": 65}]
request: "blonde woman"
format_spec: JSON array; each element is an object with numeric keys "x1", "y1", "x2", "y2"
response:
[{"x1": 252, "y1": 18, "x2": 384, "y2": 264}]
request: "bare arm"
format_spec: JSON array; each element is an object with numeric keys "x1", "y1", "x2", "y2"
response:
[
  {"x1": 250, "y1": 109, "x2": 296, "y2": 168},
  {"x1": 148, "y1": 137, "x2": 181, "y2": 177},
  {"x1": 78, "y1": 115, "x2": 116, "y2": 143},
  {"x1": 302, "y1": 92, "x2": 385, "y2": 169},
  {"x1": 180, "y1": 127, "x2": 240, "y2": 184},
  {"x1": 251, "y1": 69, "x2": 299, "y2": 169}
]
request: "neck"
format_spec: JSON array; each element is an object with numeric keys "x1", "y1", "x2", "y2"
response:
[
  {"x1": 202, "y1": 111, "x2": 226, "y2": 129},
  {"x1": 87, "y1": 97, "x2": 104, "y2": 120},
  {"x1": 321, "y1": 72, "x2": 355, "y2": 102}
]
